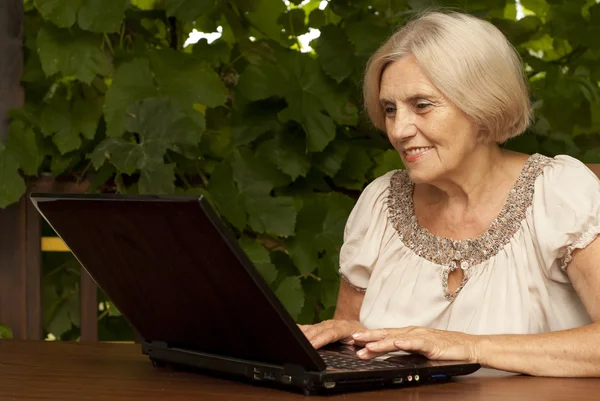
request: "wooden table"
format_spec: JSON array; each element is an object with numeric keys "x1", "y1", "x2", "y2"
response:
[{"x1": 1, "y1": 340, "x2": 598, "y2": 400}]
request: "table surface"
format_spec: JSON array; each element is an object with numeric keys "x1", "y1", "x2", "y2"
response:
[{"x1": 1, "y1": 340, "x2": 599, "y2": 400}]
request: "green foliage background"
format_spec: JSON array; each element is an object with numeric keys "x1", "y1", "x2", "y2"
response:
[{"x1": 1, "y1": 0, "x2": 600, "y2": 340}]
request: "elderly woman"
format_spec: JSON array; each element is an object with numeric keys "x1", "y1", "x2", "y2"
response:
[{"x1": 300, "y1": 11, "x2": 600, "y2": 377}]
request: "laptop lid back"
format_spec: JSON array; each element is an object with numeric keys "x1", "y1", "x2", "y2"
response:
[{"x1": 30, "y1": 193, "x2": 325, "y2": 371}]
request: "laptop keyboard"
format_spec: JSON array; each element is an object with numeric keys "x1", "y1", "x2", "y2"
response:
[{"x1": 318, "y1": 352, "x2": 404, "y2": 371}]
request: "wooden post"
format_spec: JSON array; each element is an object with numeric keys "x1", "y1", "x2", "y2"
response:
[
  {"x1": 0, "y1": 0, "x2": 24, "y2": 141},
  {"x1": 0, "y1": 0, "x2": 30, "y2": 339}
]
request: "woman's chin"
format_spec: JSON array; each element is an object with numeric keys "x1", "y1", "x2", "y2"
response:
[{"x1": 405, "y1": 168, "x2": 436, "y2": 184}]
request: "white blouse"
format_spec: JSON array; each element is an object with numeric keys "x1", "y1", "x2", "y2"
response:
[{"x1": 339, "y1": 154, "x2": 600, "y2": 335}]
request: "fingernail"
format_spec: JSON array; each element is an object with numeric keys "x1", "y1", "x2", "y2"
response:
[
  {"x1": 352, "y1": 333, "x2": 362, "y2": 339},
  {"x1": 357, "y1": 349, "x2": 367, "y2": 357}
]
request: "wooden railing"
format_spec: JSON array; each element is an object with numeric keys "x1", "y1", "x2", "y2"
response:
[{"x1": 0, "y1": 176, "x2": 97, "y2": 341}]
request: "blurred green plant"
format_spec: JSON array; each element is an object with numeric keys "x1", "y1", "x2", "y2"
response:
[
  {"x1": 0, "y1": 323, "x2": 13, "y2": 339},
  {"x1": 1, "y1": 0, "x2": 600, "y2": 340}
]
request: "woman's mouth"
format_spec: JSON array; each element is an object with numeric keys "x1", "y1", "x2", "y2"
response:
[{"x1": 403, "y1": 147, "x2": 433, "y2": 162}]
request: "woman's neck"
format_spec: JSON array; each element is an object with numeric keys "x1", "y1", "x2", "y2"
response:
[{"x1": 419, "y1": 146, "x2": 521, "y2": 213}]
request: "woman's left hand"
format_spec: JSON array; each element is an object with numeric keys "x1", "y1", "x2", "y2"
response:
[{"x1": 351, "y1": 326, "x2": 481, "y2": 363}]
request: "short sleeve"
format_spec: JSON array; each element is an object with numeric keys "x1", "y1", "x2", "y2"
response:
[
  {"x1": 338, "y1": 170, "x2": 396, "y2": 291},
  {"x1": 532, "y1": 155, "x2": 600, "y2": 272}
]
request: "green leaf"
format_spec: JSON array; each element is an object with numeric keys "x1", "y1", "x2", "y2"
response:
[
  {"x1": 52, "y1": 126, "x2": 82, "y2": 155},
  {"x1": 125, "y1": 97, "x2": 186, "y2": 141},
  {"x1": 274, "y1": 51, "x2": 352, "y2": 150},
  {"x1": 192, "y1": 39, "x2": 231, "y2": 65},
  {"x1": 521, "y1": 0, "x2": 550, "y2": 15},
  {"x1": 37, "y1": 24, "x2": 113, "y2": 84},
  {"x1": 237, "y1": 63, "x2": 285, "y2": 101},
  {"x1": 246, "y1": 0, "x2": 288, "y2": 43},
  {"x1": 345, "y1": 20, "x2": 390, "y2": 56},
  {"x1": 72, "y1": 92, "x2": 104, "y2": 140},
  {"x1": 277, "y1": 9, "x2": 308, "y2": 37},
  {"x1": 315, "y1": 24, "x2": 354, "y2": 83},
  {"x1": 6, "y1": 121, "x2": 44, "y2": 176},
  {"x1": 297, "y1": 278, "x2": 320, "y2": 324},
  {"x1": 98, "y1": 97, "x2": 201, "y2": 173},
  {"x1": 148, "y1": 49, "x2": 228, "y2": 110},
  {"x1": 239, "y1": 237, "x2": 278, "y2": 285},
  {"x1": 104, "y1": 58, "x2": 158, "y2": 137},
  {"x1": 287, "y1": 235, "x2": 319, "y2": 275},
  {"x1": 40, "y1": 96, "x2": 70, "y2": 138},
  {"x1": 208, "y1": 161, "x2": 247, "y2": 231},
  {"x1": 279, "y1": 96, "x2": 336, "y2": 153},
  {"x1": 106, "y1": 301, "x2": 122, "y2": 317},
  {"x1": 233, "y1": 102, "x2": 281, "y2": 146},
  {"x1": 257, "y1": 134, "x2": 310, "y2": 180},
  {"x1": 308, "y1": 8, "x2": 326, "y2": 29},
  {"x1": 231, "y1": 148, "x2": 291, "y2": 195},
  {"x1": 0, "y1": 149, "x2": 27, "y2": 208},
  {"x1": 314, "y1": 140, "x2": 350, "y2": 177},
  {"x1": 47, "y1": 301, "x2": 73, "y2": 338},
  {"x1": 492, "y1": 16, "x2": 542, "y2": 45},
  {"x1": 35, "y1": 0, "x2": 79, "y2": 28},
  {"x1": 333, "y1": 144, "x2": 375, "y2": 190},
  {"x1": 288, "y1": 192, "x2": 354, "y2": 274},
  {"x1": 50, "y1": 148, "x2": 80, "y2": 176},
  {"x1": 78, "y1": 0, "x2": 127, "y2": 33},
  {"x1": 372, "y1": 149, "x2": 403, "y2": 178},
  {"x1": 245, "y1": 195, "x2": 297, "y2": 237},
  {"x1": 275, "y1": 276, "x2": 304, "y2": 320},
  {"x1": 138, "y1": 163, "x2": 176, "y2": 194},
  {"x1": 40, "y1": 92, "x2": 102, "y2": 155},
  {"x1": 90, "y1": 138, "x2": 144, "y2": 174},
  {"x1": 166, "y1": 0, "x2": 216, "y2": 23},
  {"x1": 317, "y1": 193, "x2": 355, "y2": 251},
  {"x1": 131, "y1": 0, "x2": 159, "y2": 9},
  {"x1": 0, "y1": 323, "x2": 13, "y2": 339}
]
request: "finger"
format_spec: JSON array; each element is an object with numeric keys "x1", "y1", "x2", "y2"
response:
[
  {"x1": 356, "y1": 347, "x2": 387, "y2": 360},
  {"x1": 392, "y1": 338, "x2": 432, "y2": 357},
  {"x1": 351, "y1": 328, "x2": 389, "y2": 343},
  {"x1": 310, "y1": 321, "x2": 359, "y2": 349},
  {"x1": 340, "y1": 337, "x2": 355, "y2": 345},
  {"x1": 362, "y1": 337, "x2": 404, "y2": 355}
]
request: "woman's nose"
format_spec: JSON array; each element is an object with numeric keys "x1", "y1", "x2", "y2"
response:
[{"x1": 389, "y1": 115, "x2": 418, "y2": 142}]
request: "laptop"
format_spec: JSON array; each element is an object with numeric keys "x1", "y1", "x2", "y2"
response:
[{"x1": 29, "y1": 193, "x2": 480, "y2": 395}]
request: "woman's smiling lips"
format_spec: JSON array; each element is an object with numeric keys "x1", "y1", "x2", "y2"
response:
[{"x1": 403, "y1": 146, "x2": 433, "y2": 163}]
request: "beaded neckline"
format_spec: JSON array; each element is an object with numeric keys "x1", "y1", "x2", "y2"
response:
[{"x1": 386, "y1": 153, "x2": 552, "y2": 301}]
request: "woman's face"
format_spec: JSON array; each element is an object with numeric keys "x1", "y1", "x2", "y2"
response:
[{"x1": 379, "y1": 55, "x2": 481, "y2": 184}]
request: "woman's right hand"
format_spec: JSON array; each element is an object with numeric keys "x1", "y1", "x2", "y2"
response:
[{"x1": 298, "y1": 320, "x2": 366, "y2": 349}]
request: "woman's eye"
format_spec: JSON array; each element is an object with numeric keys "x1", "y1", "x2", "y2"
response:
[
  {"x1": 384, "y1": 105, "x2": 396, "y2": 114},
  {"x1": 416, "y1": 102, "x2": 431, "y2": 110}
]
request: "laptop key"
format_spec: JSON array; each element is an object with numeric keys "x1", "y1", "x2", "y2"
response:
[{"x1": 319, "y1": 353, "x2": 402, "y2": 370}]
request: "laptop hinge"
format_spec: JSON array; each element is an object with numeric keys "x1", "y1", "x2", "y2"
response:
[{"x1": 282, "y1": 363, "x2": 308, "y2": 376}]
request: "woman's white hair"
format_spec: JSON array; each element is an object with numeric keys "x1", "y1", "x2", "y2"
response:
[{"x1": 363, "y1": 11, "x2": 532, "y2": 143}]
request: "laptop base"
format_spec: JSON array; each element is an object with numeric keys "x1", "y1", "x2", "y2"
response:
[{"x1": 141, "y1": 341, "x2": 477, "y2": 395}]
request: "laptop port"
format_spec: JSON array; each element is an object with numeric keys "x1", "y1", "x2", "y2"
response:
[
  {"x1": 392, "y1": 377, "x2": 404, "y2": 384},
  {"x1": 324, "y1": 382, "x2": 336, "y2": 389},
  {"x1": 264, "y1": 371, "x2": 276, "y2": 380}
]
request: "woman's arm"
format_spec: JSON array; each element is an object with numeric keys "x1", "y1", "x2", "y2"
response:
[
  {"x1": 475, "y1": 237, "x2": 600, "y2": 377},
  {"x1": 354, "y1": 238, "x2": 600, "y2": 377},
  {"x1": 333, "y1": 279, "x2": 365, "y2": 320}
]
